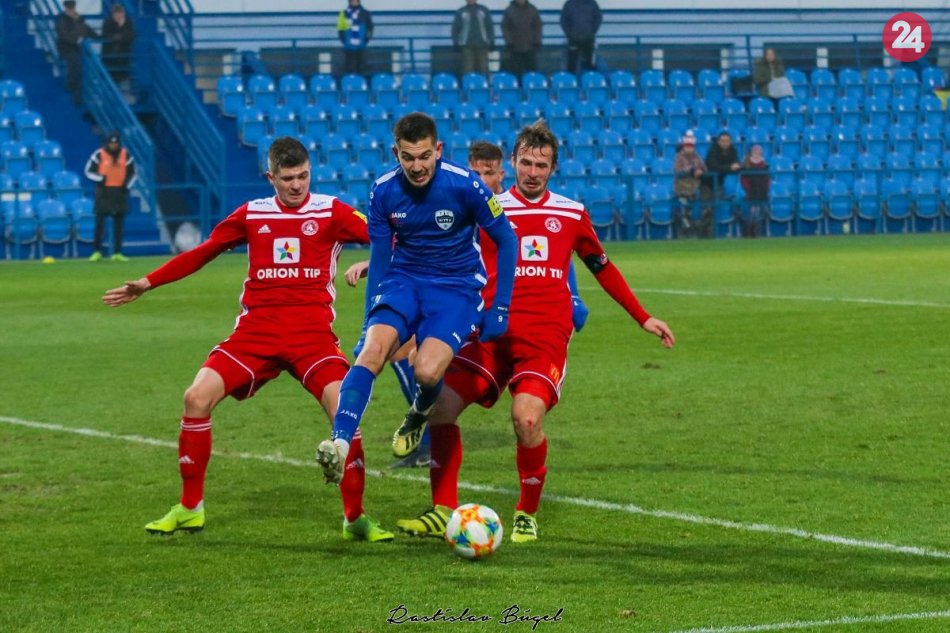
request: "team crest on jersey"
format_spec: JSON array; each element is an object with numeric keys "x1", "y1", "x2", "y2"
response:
[
  {"x1": 435, "y1": 209, "x2": 455, "y2": 230},
  {"x1": 545, "y1": 217, "x2": 562, "y2": 233},
  {"x1": 521, "y1": 235, "x2": 548, "y2": 261},
  {"x1": 301, "y1": 220, "x2": 319, "y2": 236},
  {"x1": 274, "y1": 238, "x2": 299, "y2": 263}
]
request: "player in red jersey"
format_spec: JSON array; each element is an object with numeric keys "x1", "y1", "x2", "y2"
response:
[
  {"x1": 102, "y1": 137, "x2": 393, "y2": 542},
  {"x1": 395, "y1": 121, "x2": 675, "y2": 542}
]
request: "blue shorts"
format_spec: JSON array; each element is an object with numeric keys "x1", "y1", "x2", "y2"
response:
[{"x1": 367, "y1": 275, "x2": 483, "y2": 354}]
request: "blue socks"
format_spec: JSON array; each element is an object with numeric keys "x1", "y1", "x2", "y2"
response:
[
  {"x1": 332, "y1": 365, "x2": 376, "y2": 444},
  {"x1": 413, "y1": 378, "x2": 443, "y2": 415}
]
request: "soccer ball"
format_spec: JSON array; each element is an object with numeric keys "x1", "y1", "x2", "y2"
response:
[{"x1": 444, "y1": 503, "x2": 503, "y2": 559}]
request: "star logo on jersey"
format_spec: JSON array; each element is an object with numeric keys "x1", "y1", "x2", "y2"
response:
[
  {"x1": 545, "y1": 217, "x2": 562, "y2": 233},
  {"x1": 435, "y1": 209, "x2": 455, "y2": 230},
  {"x1": 521, "y1": 235, "x2": 548, "y2": 261},
  {"x1": 273, "y1": 238, "x2": 299, "y2": 264},
  {"x1": 301, "y1": 220, "x2": 318, "y2": 236}
]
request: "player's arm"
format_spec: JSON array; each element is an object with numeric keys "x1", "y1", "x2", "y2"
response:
[
  {"x1": 344, "y1": 261, "x2": 369, "y2": 287},
  {"x1": 364, "y1": 181, "x2": 394, "y2": 311},
  {"x1": 102, "y1": 208, "x2": 245, "y2": 307},
  {"x1": 576, "y1": 217, "x2": 675, "y2": 348},
  {"x1": 479, "y1": 203, "x2": 517, "y2": 341}
]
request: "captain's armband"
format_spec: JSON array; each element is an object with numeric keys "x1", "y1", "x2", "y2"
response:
[{"x1": 583, "y1": 253, "x2": 609, "y2": 274}]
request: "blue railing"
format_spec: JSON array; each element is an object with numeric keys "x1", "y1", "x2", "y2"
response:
[{"x1": 150, "y1": 40, "x2": 225, "y2": 234}]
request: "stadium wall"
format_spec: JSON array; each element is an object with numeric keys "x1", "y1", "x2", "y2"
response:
[{"x1": 187, "y1": 1, "x2": 947, "y2": 11}]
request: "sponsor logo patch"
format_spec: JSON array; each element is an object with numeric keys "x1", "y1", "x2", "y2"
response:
[{"x1": 521, "y1": 235, "x2": 548, "y2": 261}]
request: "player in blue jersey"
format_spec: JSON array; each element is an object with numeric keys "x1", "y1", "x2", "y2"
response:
[{"x1": 317, "y1": 112, "x2": 519, "y2": 484}]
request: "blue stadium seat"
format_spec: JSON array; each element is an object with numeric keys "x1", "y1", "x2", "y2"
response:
[
  {"x1": 799, "y1": 154, "x2": 826, "y2": 187},
  {"x1": 400, "y1": 73, "x2": 430, "y2": 110},
  {"x1": 911, "y1": 178, "x2": 940, "y2": 231},
  {"x1": 619, "y1": 157, "x2": 650, "y2": 195},
  {"x1": 919, "y1": 94, "x2": 944, "y2": 127},
  {"x1": 890, "y1": 94, "x2": 917, "y2": 128},
  {"x1": 823, "y1": 179, "x2": 852, "y2": 234},
  {"x1": 627, "y1": 128, "x2": 656, "y2": 163},
  {"x1": 881, "y1": 177, "x2": 911, "y2": 233},
  {"x1": 853, "y1": 176, "x2": 880, "y2": 232},
  {"x1": 486, "y1": 103, "x2": 514, "y2": 138},
  {"x1": 301, "y1": 105, "x2": 330, "y2": 140},
  {"x1": 863, "y1": 95, "x2": 889, "y2": 128},
  {"x1": 856, "y1": 153, "x2": 883, "y2": 183},
  {"x1": 558, "y1": 158, "x2": 587, "y2": 191},
  {"x1": 826, "y1": 153, "x2": 854, "y2": 186},
  {"x1": 575, "y1": 101, "x2": 602, "y2": 135},
  {"x1": 778, "y1": 98, "x2": 807, "y2": 131},
  {"x1": 663, "y1": 99, "x2": 690, "y2": 131},
  {"x1": 696, "y1": 69, "x2": 725, "y2": 103},
  {"x1": 0, "y1": 79, "x2": 27, "y2": 114},
  {"x1": 642, "y1": 182, "x2": 674, "y2": 240},
  {"x1": 370, "y1": 73, "x2": 399, "y2": 110},
  {"x1": 668, "y1": 70, "x2": 695, "y2": 104},
  {"x1": 52, "y1": 170, "x2": 82, "y2": 206},
  {"x1": 769, "y1": 155, "x2": 795, "y2": 187},
  {"x1": 362, "y1": 103, "x2": 389, "y2": 140},
  {"x1": 893, "y1": 67, "x2": 920, "y2": 101},
  {"x1": 607, "y1": 70, "x2": 635, "y2": 102},
  {"x1": 766, "y1": 180, "x2": 794, "y2": 236},
  {"x1": 3, "y1": 198, "x2": 37, "y2": 258},
  {"x1": 796, "y1": 179, "x2": 824, "y2": 235},
  {"x1": 13, "y1": 110, "x2": 44, "y2": 149},
  {"x1": 550, "y1": 72, "x2": 580, "y2": 107},
  {"x1": 269, "y1": 105, "x2": 298, "y2": 138},
  {"x1": 837, "y1": 68, "x2": 864, "y2": 100},
  {"x1": 590, "y1": 158, "x2": 619, "y2": 189},
  {"x1": 0, "y1": 114, "x2": 13, "y2": 144},
  {"x1": 657, "y1": 128, "x2": 681, "y2": 160},
  {"x1": 865, "y1": 67, "x2": 892, "y2": 100},
  {"x1": 544, "y1": 101, "x2": 573, "y2": 139},
  {"x1": 332, "y1": 104, "x2": 361, "y2": 139},
  {"x1": 255, "y1": 134, "x2": 274, "y2": 173},
  {"x1": 829, "y1": 124, "x2": 858, "y2": 160},
  {"x1": 432, "y1": 73, "x2": 461, "y2": 108},
  {"x1": 917, "y1": 124, "x2": 944, "y2": 155},
  {"x1": 513, "y1": 102, "x2": 541, "y2": 129},
  {"x1": 785, "y1": 68, "x2": 808, "y2": 98},
  {"x1": 70, "y1": 197, "x2": 95, "y2": 248},
  {"x1": 454, "y1": 103, "x2": 483, "y2": 137},
  {"x1": 605, "y1": 100, "x2": 632, "y2": 134},
  {"x1": 803, "y1": 125, "x2": 830, "y2": 162},
  {"x1": 859, "y1": 123, "x2": 886, "y2": 158},
  {"x1": 1, "y1": 140, "x2": 31, "y2": 179},
  {"x1": 521, "y1": 71, "x2": 549, "y2": 107},
  {"x1": 354, "y1": 133, "x2": 384, "y2": 169},
  {"x1": 461, "y1": 73, "x2": 490, "y2": 107},
  {"x1": 691, "y1": 98, "x2": 719, "y2": 133},
  {"x1": 491, "y1": 72, "x2": 520, "y2": 107},
  {"x1": 278, "y1": 74, "x2": 308, "y2": 112},
  {"x1": 18, "y1": 170, "x2": 50, "y2": 201},
  {"x1": 340, "y1": 74, "x2": 370, "y2": 108},
  {"x1": 426, "y1": 103, "x2": 452, "y2": 134},
  {"x1": 888, "y1": 123, "x2": 915, "y2": 157},
  {"x1": 885, "y1": 153, "x2": 912, "y2": 187},
  {"x1": 749, "y1": 97, "x2": 776, "y2": 130},
  {"x1": 596, "y1": 129, "x2": 625, "y2": 163},
  {"x1": 585, "y1": 186, "x2": 619, "y2": 239},
  {"x1": 445, "y1": 130, "x2": 471, "y2": 162},
  {"x1": 343, "y1": 163, "x2": 372, "y2": 202},
  {"x1": 922, "y1": 66, "x2": 946, "y2": 93},
  {"x1": 320, "y1": 133, "x2": 351, "y2": 171},
  {"x1": 649, "y1": 157, "x2": 675, "y2": 189},
  {"x1": 746, "y1": 127, "x2": 773, "y2": 160},
  {"x1": 579, "y1": 71, "x2": 608, "y2": 104},
  {"x1": 634, "y1": 100, "x2": 662, "y2": 135},
  {"x1": 805, "y1": 96, "x2": 834, "y2": 130},
  {"x1": 640, "y1": 70, "x2": 667, "y2": 104},
  {"x1": 835, "y1": 96, "x2": 861, "y2": 129},
  {"x1": 310, "y1": 74, "x2": 338, "y2": 111},
  {"x1": 566, "y1": 130, "x2": 595, "y2": 163},
  {"x1": 236, "y1": 105, "x2": 267, "y2": 147},
  {"x1": 217, "y1": 75, "x2": 245, "y2": 117},
  {"x1": 33, "y1": 139, "x2": 65, "y2": 178},
  {"x1": 773, "y1": 126, "x2": 801, "y2": 162},
  {"x1": 247, "y1": 74, "x2": 278, "y2": 112},
  {"x1": 37, "y1": 198, "x2": 71, "y2": 257},
  {"x1": 312, "y1": 163, "x2": 337, "y2": 188},
  {"x1": 809, "y1": 68, "x2": 836, "y2": 101},
  {"x1": 720, "y1": 98, "x2": 747, "y2": 134}
]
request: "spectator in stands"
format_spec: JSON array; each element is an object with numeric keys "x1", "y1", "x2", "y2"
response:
[
  {"x1": 102, "y1": 3, "x2": 136, "y2": 87},
  {"x1": 452, "y1": 0, "x2": 495, "y2": 76},
  {"x1": 704, "y1": 131, "x2": 741, "y2": 196},
  {"x1": 85, "y1": 131, "x2": 137, "y2": 262},
  {"x1": 502, "y1": 0, "x2": 543, "y2": 78},
  {"x1": 753, "y1": 48, "x2": 792, "y2": 100},
  {"x1": 55, "y1": 0, "x2": 98, "y2": 106},
  {"x1": 673, "y1": 130, "x2": 707, "y2": 237},
  {"x1": 739, "y1": 144, "x2": 769, "y2": 238},
  {"x1": 560, "y1": 0, "x2": 602, "y2": 74},
  {"x1": 337, "y1": 0, "x2": 374, "y2": 76}
]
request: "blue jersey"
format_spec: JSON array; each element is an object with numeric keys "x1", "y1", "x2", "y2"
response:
[{"x1": 368, "y1": 158, "x2": 507, "y2": 290}]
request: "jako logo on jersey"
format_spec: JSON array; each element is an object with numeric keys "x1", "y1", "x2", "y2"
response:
[
  {"x1": 545, "y1": 217, "x2": 562, "y2": 233},
  {"x1": 274, "y1": 238, "x2": 299, "y2": 263},
  {"x1": 435, "y1": 209, "x2": 455, "y2": 230},
  {"x1": 301, "y1": 220, "x2": 318, "y2": 236},
  {"x1": 521, "y1": 235, "x2": 548, "y2": 261},
  {"x1": 257, "y1": 224, "x2": 271, "y2": 234}
]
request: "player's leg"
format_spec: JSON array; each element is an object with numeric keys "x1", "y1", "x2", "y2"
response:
[
  {"x1": 509, "y1": 381, "x2": 556, "y2": 543},
  {"x1": 387, "y1": 341, "x2": 432, "y2": 467},
  {"x1": 145, "y1": 367, "x2": 227, "y2": 535},
  {"x1": 392, "y1": 336, "x2": 454, "y2": 458}
]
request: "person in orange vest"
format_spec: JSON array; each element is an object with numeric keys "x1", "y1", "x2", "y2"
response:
[{"x1": 84, "y1": 131, "x2": 137, "y2": 262}]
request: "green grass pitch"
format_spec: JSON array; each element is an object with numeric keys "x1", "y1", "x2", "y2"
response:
[{"x1": 1, "y1": 234, "x2": 949, "y2": 633}]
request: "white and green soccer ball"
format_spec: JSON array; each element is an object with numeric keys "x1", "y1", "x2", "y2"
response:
[{"x1": 444, "y1": 503, "x2": 503, "y2": 560}]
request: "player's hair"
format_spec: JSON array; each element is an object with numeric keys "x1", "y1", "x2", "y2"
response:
[
  {"x1": 512, "y1": 119, "x2": 559, "y2": 168},
  {"x1": 393, "y1": 112, "x2": 438, "y2": 145},
  {"x1": 267, "y1": 136, "x2": 310, "y2": 174},
  {"x1": 469, "y1": 140, "x2": 503, "y2": 164}
]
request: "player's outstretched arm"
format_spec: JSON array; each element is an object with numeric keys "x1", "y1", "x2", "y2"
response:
[
  {"x1": 641, "y1": 316, "x2": 675, "y2": 349},
  {"x1": 344, "y1": 260, "x2": 369, "y2": 287},
  {"x1": 102, "y1": 278, "x2": 152, "y2": 307}
]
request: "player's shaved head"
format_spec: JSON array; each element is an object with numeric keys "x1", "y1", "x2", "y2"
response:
[
  {"x1": 394, "y1": 112, "x2": 439, "y2": 145},
  {"x1": 268, "y1": 136, "x2": 310, "y2": 174},
  {"x1": 512, "y1": 119, "x2": 558, "y2": 169}
]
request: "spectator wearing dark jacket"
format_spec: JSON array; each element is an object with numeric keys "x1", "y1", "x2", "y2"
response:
[
  {"x1": 55, "y1": 0, "x2": 97, "y2": 105},
  {"x1": 453, "y1": 0, "x2": 495, "y2": 76},
  {"x1": 704, "y1": 131, "x2": 741, "y2": 195},
  {"x1": 102, "y1": 3, "x2": 135, "y2": 85},
  {"x1": 502, "y1": 0, "x2": 542, "y2": 77},
  {"x1": 337, "y1": 0, "x2": 374, "y2": 76},
  {"x1": 560, "y1": 0, "x2": 601, "y2": 74},
  {"x1": 739, "y1": 144, "x2": 769, "y2": 237}
]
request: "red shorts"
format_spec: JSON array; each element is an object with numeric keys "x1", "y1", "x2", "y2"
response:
[
  {"x1": 204, "y1": 308, "x2": 349, "y2": 401},
  {"x1": 445, "y1": 329, "x2": 569, "y2": 411}
]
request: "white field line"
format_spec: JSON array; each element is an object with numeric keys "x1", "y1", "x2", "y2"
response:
[
  {"x1": 664, "y1": 609, "x2": 950, "y2": 633},
  {"x1": 624, "y1": 288, "x2": 950, "y2": 310},
  {"x1": 4, "y1": 416, "x2": 950, "y2": 561}
]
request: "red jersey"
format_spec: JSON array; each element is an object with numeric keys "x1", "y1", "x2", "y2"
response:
[
  {"x1": 479, "y1": 187, "x2": 605, "y2": 338},
  {"x1": 147, "y1": 193, "x2": 368, "y2": 328}
]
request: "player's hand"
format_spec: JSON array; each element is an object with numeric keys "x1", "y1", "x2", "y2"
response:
[
  {"x1": 479, "y1": 304, "x2": 509, "y2": 342},
  {"x1": 344, "y1": 261, "x2": 369, "y2": 287},
  {"x1": 571, "y1": 295, "x2": 589, "y2": 332},
  {"x1": 102, "y1": 278, "x2": 151, "y2": 307},
  {"x1": 642, "y1": 316, "x2": 675, "y2": 349}
]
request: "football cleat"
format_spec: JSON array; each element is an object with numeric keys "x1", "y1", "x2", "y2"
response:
[
  {"x1": 396, "y1": 505, "x2": 452, "y2": 537},
  {"x1": 88, "y1": 251, "x2": 103, "y2": 262},
  {"x1": 392, "y1": 410, "x2": 427, "y2": 458},
  {"x1": 316, "y1": 438, "x2": 347, "y2": 485},
  {"x1": 342, "y1": 514, "x2": 395, "y2": 542},
  {"x1": 110, "y1": 253, "x2": 129, "y2": 262},
  {"x1": 510, "y1": 510, "x2": 538, "y2": 543},
  {"x1": 145, "y1": 503, "x2": 205, "y2": 535},
  {"x1": 389, "y1": 444, "x2": 431, "y2": 469}
]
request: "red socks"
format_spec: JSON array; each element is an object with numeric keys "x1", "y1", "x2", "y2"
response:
[
  {"x1": 430, "y1": 424, "x2": 462, "y2": 509},
  {"x1": 515, "y1": 438, "x2": 548, "y2": 515},
  {"x1": 340, "y1": 431, "x2": 366, "y2": 522},
  {"x1": 178, "y1": 416, "x2": 212, "y2": 510}
]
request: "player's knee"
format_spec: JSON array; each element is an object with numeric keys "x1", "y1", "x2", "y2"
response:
[
  {"x1": 183, "y1": 385, "x2": 216, "y2": 417},
  {"x1": 512, "y1": 412, "x2": 544, "y2": 445},
  {"x1": 355, "y1": 342, "x2": 389, "y2": 374},
  {"x1": 412, "y1": 360, "x2": 443, "y2": 388}
]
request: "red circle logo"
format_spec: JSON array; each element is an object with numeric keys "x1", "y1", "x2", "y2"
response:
[{"x1": 883, "y1": 12, "x2": 932, "y2": 62}]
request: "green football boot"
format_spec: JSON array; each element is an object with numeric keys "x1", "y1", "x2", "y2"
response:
[
  {"x1": 110, "y1": 253, "x2": 130, "y2": 262},
  {"x1": 342, "y1": 514, "x2": 395, "y2": 542},
  {"x1": 510, "y1": 510, "x2": 538, "y2": 543},
  {"x1": 88, "y1": 251, "x2": 103, "y2": 262},
  {"x1": 396, "y1": 505, "x2": 452, "y2": 538},
  {"x1": 145, "y1": 503, "x2": 205, "y2": 535}
]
